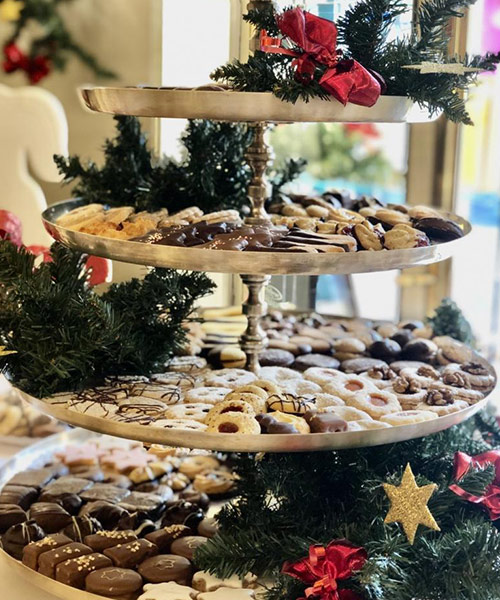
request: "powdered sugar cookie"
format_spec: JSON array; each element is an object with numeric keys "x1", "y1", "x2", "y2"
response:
[
  {"x1": 304, "y1": 367, "x2": 347, "y2": 387},
  {"x1": 314, "y1": 393, "x2": 345, "y2": 409},
  {"x1": 232, "y1": 385, "x2": 268, "y2": 400},
  {"x1": 380, "y1": 410, "x2": 437, "y2": 426},
  {"x1": 415, "y1": 400, "x2": 468, "y2": 416},
  {"x1": 165, "y1": 403, "x2": 213, "y2": 422},
  {"x1": 267, "y1": 393, "x2": 316, "y2": 415},
  {"x1": 153, "y1": 419, "x2": 208, "y2": 431},
  {"x1": 206, "y1": 413, "x2": 260, "y2": 435},
  {"x1": 167, "y1": 356, "x2": 208, "y2": 373},
  {"x1": 151, "y1": 372, "x2": 198, "y2": 391},
  {"x1": 281, "y1": 379, "x2": 322, "y2": 396},
  {"x1": 320, "y1": 406, "x2": 373, "y2": 421},
  {"x1": 347, "y1": 390, "x2": 401, "y2": 419},
  {"x1": 259, "y1": 367, "x2": 302, "y2": 385},
  {"x1": 206, "y1": 399, "x2": 256, "y2": 423},
  {"x1": 324, "y1": 376, "x2": 378, "y2": 401},
  {"x1": 204, "y1": 369, "x2": 256, "y2": 389},
  {"x1": 185, "y1": 387, "x2": 230, "y2": 405},
  {"x1": 138, "y1": 581, "x2": 198, "y2": 600}
]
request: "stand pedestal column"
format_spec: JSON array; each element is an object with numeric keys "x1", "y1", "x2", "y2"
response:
[
  {"x1": 245, "y1": 121, "x2": 272, "y2": 224},
  {"x1": 239, "y1": 273, "x2": 271, "y2": 373}
]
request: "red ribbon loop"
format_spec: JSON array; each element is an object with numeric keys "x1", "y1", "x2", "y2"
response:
[
  {"x1": 261, "y1": 8, "x2": 382, "y2": 107},
  {"x1": 282, "y1": 540, "x2": 367, "y2": 600},
  {"x1": 450, "y1": 450, "x2": 500, "y2": 520}
]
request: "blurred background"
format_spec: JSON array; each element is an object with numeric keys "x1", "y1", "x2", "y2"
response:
[{"x1": 1, "y1": 0, "x2": 499, "y2": 366}]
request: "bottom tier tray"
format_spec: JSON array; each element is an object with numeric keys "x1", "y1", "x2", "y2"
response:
[
  {"x1": 19, "y1": 386, "x2": 493, "y2": 453},
  {"x1": 0, "y1": 429, "x2": 259, "y2": 600}
]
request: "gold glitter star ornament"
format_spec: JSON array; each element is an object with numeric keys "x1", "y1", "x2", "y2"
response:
[
  {"x1": 383, "y1": 463, "x2": 440, "y2": 545},
  {"x1": 0, "y1": 346, "x2": 16, "y2": 357},
  {"x1": 0, "y1": 0, "x2": 24, "y2": 22}
]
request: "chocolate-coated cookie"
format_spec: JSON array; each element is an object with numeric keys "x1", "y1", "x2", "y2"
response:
[
  {"x1": 22, "y1": 533, "x2": 72, "y2": 570},
  {"x1": 170, "y1": 535, "x2": 208, "y2": 562},
  {"x1": 341, "y1": 358, "x2": 387, "y2": 374},
  {"x1": 86, "y1": 567, "x2": 144, "y2": 598},
  {"x1": 145, "y1": 525, "x2": 192, "y2": 552},
  {"x1": 55, "y1": 552, "x2": 112, "y2": 589},
  {"x1": 80, "y1": 501, "x2": 130, "y2": 530},
  {"x1": 293, "y1": 354, "x2": 340, "y2": 372},
  {"x1": 84, "y1": 530, "x2": 138, "y2": 552},
  {"x1": 138, "y1": 554, "x2": 193, "y2": 584},
  {"x1": 0, "y1": 485, "x2": 38, "y2": 510},
  {"x1": 258, "y1": 349, "x2": 295, "y2": 367},
  {"x1": 198, "y1": 518, "x2": 218, "y2": 538},
  {"x1": 369, "y1": 340, "x2": 401, "y2": 361},
  {"x1": 63, "y1": 516, "x2": 102, "y2": 543},
  {"x1": 2, "y1": 520, "x2": 45, "y2": 559},
  {"x1": 161, "y1": 501, "x2": 205, "y2": 530},
  {"x1": 104, "y1": 538, "x2": 158, "y2": 569},
  {"x1": 38, "y1": 542, "x2": 92, "y2": 578},
  {"x1": 401, "y1": 339, "x2": 437, "y2": 362},
  {"x1": 29, "y1": 502, "x2": 72, "y2": 533},
  {"x1": 0, "y1": 504, "x2": 26, "y2": 533},
  {"x1": 413, "y1": 217, "x2": 464, "y2": 241}
]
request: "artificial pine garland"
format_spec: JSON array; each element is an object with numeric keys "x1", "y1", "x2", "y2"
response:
[
  {"x1": 0, "y1": 240, "x2": 215, "y2": 397},
  {"x1": 197, "y1": 413, "x2": 500, "y2": 600},
  {"x1": 55, "y1": 116, "x2": 306, "y2": 215},
  {"x1": 1, "y1": 0, "x2": 115, "y2": 83},
  {"x1": 211, "y1": 0, "x2": 500, "y2": 124}
]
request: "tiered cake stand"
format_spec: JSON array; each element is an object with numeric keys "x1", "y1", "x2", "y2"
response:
[{"x1": 21, "y1": 75, "x2": 492, "y2": 453}]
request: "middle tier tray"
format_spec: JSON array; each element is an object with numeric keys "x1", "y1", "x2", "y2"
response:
[
  {"x1": 43, "y1": 199, "x2": 471, "y2": 276},
  {"x1": 18, "y1": 382, "x2": 494, "y2": 454}
]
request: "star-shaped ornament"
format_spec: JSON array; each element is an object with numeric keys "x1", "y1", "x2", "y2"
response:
[
  {"x1": 0, "y1": 0, "x2": 24, "y2": 22},
  {"x1": 383, "y1": 463, "x2": 440, "y2": 545},
  {"x1": 0, "y1": 346, "x2": 16, "y2": 357}
]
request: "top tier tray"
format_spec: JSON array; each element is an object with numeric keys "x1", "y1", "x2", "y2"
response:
[
  {"x1": 43, "y1": 199, "x2": 471, "y2": 276},
  {"x1": 80, "y1": 87, "x2": 440, "y2": 124}
]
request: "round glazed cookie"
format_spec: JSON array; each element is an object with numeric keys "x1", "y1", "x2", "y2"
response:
[
  {"x1": 184, "y1": 387, "x2": 230, "y2": 405},
  {"x1": 304, "y1": 367, "x2": 347, "y2": 387},
  {"x1": 178, "y1": 456, "x2": 220, "y2": 479},
  {"x1": 206, "y1": 400, "x2": 256, "y2": 423},
  {"x1": 206, "y1": 413, "x2": 261, "y2": 434},
  {"x1": 380, "y1": 410, "x2": 437, "y2": 426},
  {"x1": 324, "y1": 375, "x2": 379, "y2": 401},
  {"x1": 293, "y1": 354, "x2": 340, "y2": 372},
  {"x1": 267, "y1": 393, "x2": 316, "y2": 415},
  {"x1": 170, "y1": 536, "x2": 208, "y2": 561},
  {"x1": 138, "y1": 554, "x2": 193, "y2": 584},
  {"x1": 223, "y1": 391, "x2": 267, "y2": 414},
  {"x1": 347, "y1": 390, "x2": 401, "y2": 419},
  {"x1": 281, "y1": 379, "x2": 322, "y2": 396},
  {"x1": 415, "y1": 400, "x2": 468, "y2": 416},
  {"x1": 198, "y1": 517, "x2": 218, "y2": 538},
  {"x1": 231, "y1": 385, "x2": 268, "y2": 400},
  {"x1": 164, "y1": 404, "x2": 213, "y2": 423},
  {"x1": 204, "y1": 369, "x2": 257, "y2": 389},
  {"x1": 85, "y1": 567, "x2": 143, "y2": 598},
  {"x1": 271, "y1": 411, "x2": 310, "y2": 434}
]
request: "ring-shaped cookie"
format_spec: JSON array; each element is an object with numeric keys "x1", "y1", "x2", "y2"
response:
[
  {"x1": 324, "y1": 375, "x2": 378, "y2": 401},
  {"x1": 204, "y1": 369, "x2": 257, "y2": 389},
  {"x1": 303, "y1": 367, "x2": 347, "y2": 387},
  {"x1": 379, "y1": 410, "x2": 437, "y2": 426},
  {"x1": 206, "y1": 413, "x2": 261, "y2": 435},
  {"x1": 206, "y1": 399, "x2": 256, "y2": 424},
  {"x1": 347, "y1": 390, "x2": 401, "y2": 419}
]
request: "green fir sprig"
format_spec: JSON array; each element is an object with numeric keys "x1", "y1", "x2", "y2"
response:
[
  {"x1": 55, "y1": 116, "x2": 306, "y2": 215},
  {"x1": 427, "y1": 297, "x2": 475, "y2": 345},
  {"x1": 196, "y1": 415, "x2": 500, "y2": 600},
  {"x1": 0, "y1": 240, "x2": 214, "y2": 397},
  {"x1": 211, "y1": 0, "x2": 500, "y2": 124}
]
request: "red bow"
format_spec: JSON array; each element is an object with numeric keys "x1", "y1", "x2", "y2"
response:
[
  {"x1": 282, "y1": 540, "x2": 367, "y2": 600},
  {"x1": 3, "y1": 42, "x2": 51, "y2": 84},
  {"x1": 449, "y1": 450, "x2": 500, "y2": 520},
  {"x1": 261, "y1": 8, "x2": 381, "y2": 107}
]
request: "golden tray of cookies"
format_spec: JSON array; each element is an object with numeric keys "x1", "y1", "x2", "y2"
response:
[{"x1": 42, "y1": 199, "x2": 471, "y2": 276}]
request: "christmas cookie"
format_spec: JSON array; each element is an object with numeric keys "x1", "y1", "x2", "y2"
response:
[
  {"x1": 138, "y1": 554, "x2": 193, "y2": 585},
  {"x1": 321, "y1": 406, "x2": 373, "y2": 422},
  {"x1": 354, "y1": 419, "x2": 392, "y2": 430},
  {"x1": 281, "y1": 379, "x2": 323, "y2": 396},
  {"x1": 138, "y1": 582, "x2": 198, "y2": 600},
  {"x1": 204, "y1": 369, "x2": 256, "y2": 389},
  {"x1": 251, "y1": 379, "x2": 282, "y2": 396},
  {"x1": 259, "y1": 366, "x2": 302, "y2": 385},
  {"x1": 151, "y1": 373, "x2": 198, "y2": 391},
  {"x1": 304, "y1": 411, "x2": 348, "y2": 433},
  {"x1": 179, "y1": 456, "x2": 220, "y2": 479},
  {"x1": 380, "y1": 410, "x2": 437, "y2": 426},
  {"x1": 267, "y1": 393, "x2": 316, "y2": 415},
  {"x1": 293, "y1": 354, "x2": 340, "y2": 372},
  {"x1": 304, "y1": 367, "x2": 347, "y2": 387},
  {"x1": 415, "y1": 400, "x2": 468, "y2": 416},
  {"x1": 153, "y1": 420, "x2": 208, "y2": 431},
  {"x1": 324, "y1": 375, "x2": 378, "y2": 401},
  {"x1": 314, "y1": 393, "x2": 345, "y2": 409},
  {"x1": 347, "y1": 390, "x2": 401, "y2": 419},
  {"x1": 206, "y1": 413, "x2": 260, "y2": 435},
  {"x1": 206, "y1": 399, "x2": 256, "y2": 423},
  {"x1": 192, "y1": 570, "x2": 245, "y2": 592},
  {"x1": 165, "y1": 404, "x2": 213, "y2": 423},
  {"x1": 85, "y1": 567, "x2": 144, "y2": 598},
  {"x1": 185, "y1": 387, "x2": 230, "y2": 405},
  {"x1": 223, "y1": 391, "x2": 267, "y2": 413}
]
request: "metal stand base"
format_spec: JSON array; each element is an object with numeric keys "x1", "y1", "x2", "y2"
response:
[{"x1": 239, "y1": 274, "x2": 271, "y2": 373}]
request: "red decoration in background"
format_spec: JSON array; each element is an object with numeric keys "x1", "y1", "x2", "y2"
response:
[
  {"x1": 449, "y1": 450, "x2": 500, "y2": 520},
  {"x1": 344, "y1": 123, "x2": 380, "y2": 138},
  {"x1": 282, "y1": 540, "x2": 367, "y2": 600},
  {"x1": 2, "y1": 42, "x2": 51, "y2": 83},
  {"x1": 261, "y1": 8, "x2": 382, "y2": 107},
  {"x1": 0, "y1": 210, "x2": 110, "y2": 286}
]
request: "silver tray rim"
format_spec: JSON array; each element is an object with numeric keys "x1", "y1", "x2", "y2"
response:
[
  {"x1": 42, "y1": 199, "x2": 472, "y2": 276},
  {"x1": 0, "y1": 429, "x2": 115, "y2": 600},
  {"x1": 18, "y1": 387, "x2": 495, "y2": 453},
  {"x1": 80, "y1": 87, "x2": 441, "y2": 124}
]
